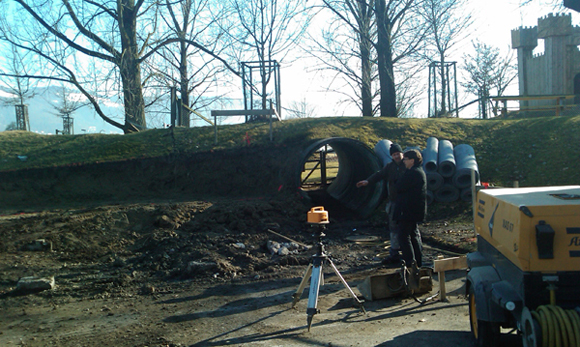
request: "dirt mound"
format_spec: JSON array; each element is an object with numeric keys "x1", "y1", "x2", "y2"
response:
[{"x1": 0, "y1": 142, "x2": 478, "y2": 346}]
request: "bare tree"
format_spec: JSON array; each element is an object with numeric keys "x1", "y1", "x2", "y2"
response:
[
  {"x1": 285, "y1": 97, "x2": 317, "y2": 119},
  {"x1": 317, "y1": 0, "x2": 376, "y2": 117},
  {"x1": 1, "y1": 0, "x2": 238, "y2": 133},
  {"x1": 0, "y1": 0, "x2": 157, "y2": 133},
  {"x1": 50, "y1": 84, "x2": 87, "y2": 133},
  {"x1": 150, "y1": 0, "x2": 230, "y2": 127},
  {"x1": 395, "y1": 59, "x2": 426, "y2": 117},
  {"x1": 461, "y1": 41, "x2": 517, "y2": 118},
  {"x1": 222, "y1": 0, "x2": 311, "y2": 119},
  {"x1": 0, "y1": 19, "x2": 126, "y2": 131},
  {"x1": 0, "y1": 44, "x2": 37, "y2": 106},
  {"x1": 420, "y1": 0, "x2": 472, "y2": 115},
  {"x1": 312, "y1": 0, "x2": 427, "y2": 118},
  {"x1": 375, "y1": 0, "x2": 427, "y2": 118}
]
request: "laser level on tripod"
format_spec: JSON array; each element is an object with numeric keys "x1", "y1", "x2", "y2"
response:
[{"x1": 291, "y1": 206, "x2": 366, "y2": 331}]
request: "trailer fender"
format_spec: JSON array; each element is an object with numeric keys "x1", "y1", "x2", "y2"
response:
[
  {"x1": 466, "y1": 251, "x2": 488, "y2": 269},
  {"x1": 491, "y1": 280, "x2": 524, "y2": 321},
  {"x1": 467, "y1": 266, "x2": 507, "y2": 322}
]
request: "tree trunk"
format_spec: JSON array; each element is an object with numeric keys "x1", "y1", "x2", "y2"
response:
[
  {"x1": 261, "y1": 64, "x2": 268, "y2": 110},
  {"x1": 118, "y1": 0, "x2": 146, "y2": 133},
  {"x1": 376, "y1": 0, "x2": 397, "y2": 118},
  {"x1": 360, "y1": 42, "x2": 372, "y2": 117},
  {"x1": 439, "y1": 53, "x2": 447, "y2": 114},
  {"x1": 179, "y1": 39, "x2": 190, "y2": 127},
  {"x1": 359, "y1": 1, "x2": 373, "y2": 117}
]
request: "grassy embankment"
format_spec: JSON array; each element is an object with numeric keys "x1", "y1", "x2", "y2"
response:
[{"x1": 1, "y1": 115, "x2": 579, "y2": 188}]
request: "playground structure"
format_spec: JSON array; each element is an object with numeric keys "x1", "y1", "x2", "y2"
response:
[
  {"x1": 428, "y1": 61, "x2": 459, "y2": 118},
  {"x1": 209, "y1": 60, "x2": 282, "y2": 143},
  {"x1": 171, "y1": 60, "x2": 282, "y2": 143},
  {"x1": 511, "y1": 13, "x2": 580, "y2": 112},
  {"x1": 15, "y1": 104, "x2": 30, "y2": 131}
]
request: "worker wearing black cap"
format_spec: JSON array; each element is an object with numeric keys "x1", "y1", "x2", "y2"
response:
[{"x1": 356, "y1": 143, "x2": 406, "y2": 264}]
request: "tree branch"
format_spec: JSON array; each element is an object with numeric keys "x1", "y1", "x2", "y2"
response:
[{"x1": 13, "y1": 0, "x2": 117, "y2": 63}]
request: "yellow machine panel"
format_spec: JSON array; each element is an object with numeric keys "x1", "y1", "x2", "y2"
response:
[{"x1": 475, "y1": 186, "x2": 580, "y2": 272}]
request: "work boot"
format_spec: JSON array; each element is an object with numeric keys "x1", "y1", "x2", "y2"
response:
[{"x1": 381, "y1": 254, "x2": 401, "y2": 265}]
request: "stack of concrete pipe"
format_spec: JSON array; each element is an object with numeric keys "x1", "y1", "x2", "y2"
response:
[
  {"x1": 374, "y1": 139, "x2": 393, "y2": 167},
  {"x1": 374, "y1": 137, "x2": 479, "y2": 204}
]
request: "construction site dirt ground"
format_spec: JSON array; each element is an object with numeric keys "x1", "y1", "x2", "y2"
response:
[{"x1": 0, "y1": 196, "x2": 525, "y2": 347}]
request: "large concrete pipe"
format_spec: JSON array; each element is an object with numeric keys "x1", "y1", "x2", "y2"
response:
[
  {"x1": 453, "y1": 144, "x2": 480, "y2": 189},
  {"x1": 437, "y1": 140, "x2": 456, "y2": 178},
  {"x1": 460, "y1": 187, "x2": 472, "y2": 202},
  {"x1": 435, "y1": 183, "x2": 460, "y2": 203},
  {"x1": 427, "y1": 172, "x2": 444, "y2": 191},
  {"x1": 374, "y1": 139, "x2": 393, "y2": 167},
  {"x1": 297, "y1": 138, "x2": 385, "y2": 218},
  {"x1": 423, "y1": 137, "x2": 439, "y2": 173}
]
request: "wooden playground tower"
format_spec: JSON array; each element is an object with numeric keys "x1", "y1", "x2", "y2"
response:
[{"x1": 15, "y1": 104, "x2": 30, "y2": 131}]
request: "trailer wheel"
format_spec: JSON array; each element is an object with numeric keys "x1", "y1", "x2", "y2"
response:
[{"x1": 469, "y1": 286, "x2": 500, "y2": 347}]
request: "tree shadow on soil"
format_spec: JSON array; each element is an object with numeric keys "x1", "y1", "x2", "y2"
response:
[
  {"x1": 163, "y1": 280, "x2": 361, "y2": 322},
  {"x1": 159, "y1": 278, "x2": 299, "y2": 305},
  {"x1": 186, "y1": 314, "x2": 360, "y2": 347},
  {"x1": 163, "y1": 290, "x2": 295, "y2": 322}
]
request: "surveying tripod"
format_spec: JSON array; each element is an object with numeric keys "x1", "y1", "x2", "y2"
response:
[{"x1": 291, "y1": 223, "x2": 365, "y2": 331}]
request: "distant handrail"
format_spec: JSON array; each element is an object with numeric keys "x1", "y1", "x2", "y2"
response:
[
  {"x1": 489, "y1": 94, "x2": 578, "y2": 117},
  {"x1": 491, "y1": 94, "x2": 576, "y2": 101}
]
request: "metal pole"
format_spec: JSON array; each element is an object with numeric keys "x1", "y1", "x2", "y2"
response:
[
  {"x1": 433, "y1": 63, "x2": 438, "y2": 116},
  {"x1": 320, "y1": 146, "x2": 327, "y2": 187},
  {"x1": 242, "y1": 63, "x2": 248, "y2": 111},
  {"x1": 248, "y1": 67, "x2": 253, "y2": 123},
  {"x1": 214, "y1": 113, "x2": 218, "y2": 145},
  {"x1": 446, "y1": 63, "x2": 451, "y2": 115},
  {"x1": 428, "y1": 65, "x2": 432, "y2": 118},
  {"x1": 454, "y1": 62, "x2": 459, "y2": 117},
  {"x1": 269, "y1": 101, "x2": 273, "y2": 142},
  {"x1": 276, "y1": 61, "x2": 281, "y2": 117}
]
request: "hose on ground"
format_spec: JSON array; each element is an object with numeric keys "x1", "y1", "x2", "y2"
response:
[
  {"x1": 531, "y1": 305, "x2": 580, "y2": 347},
  {"x1": 401, "y1": 263, "x2": 439, "y2": 304}
]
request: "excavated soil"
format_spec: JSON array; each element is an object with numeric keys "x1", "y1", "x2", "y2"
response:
[{"x1": 0, "y1": 146, "x2": 487, "y2": 347}]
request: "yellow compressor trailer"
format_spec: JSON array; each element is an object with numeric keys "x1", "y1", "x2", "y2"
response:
[{"x1": 467, "y1": 185, "x2": 580, "y2": 347}]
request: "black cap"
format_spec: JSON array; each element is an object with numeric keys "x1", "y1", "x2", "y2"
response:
[{"x1": 390, "y1": 143, "x2": 403, "y2": 155}]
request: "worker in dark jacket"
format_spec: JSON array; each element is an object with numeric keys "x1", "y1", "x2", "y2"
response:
[
  {"x1": 356, "y1": 143, "x2": 406, "y2": 264},
  {"x1": 394, "y1": 149, "x2": 427, "y2": 268}
]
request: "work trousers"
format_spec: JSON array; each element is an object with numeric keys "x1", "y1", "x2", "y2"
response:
[
  {"x1": 386, "y1": 202, "x2": 400, "y2": 255},
  {"x1": 399, "y1": 220, "x2": 423, "y2": 268}
]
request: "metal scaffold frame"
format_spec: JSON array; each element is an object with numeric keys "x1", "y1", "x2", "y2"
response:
[
  {"x1": 428, "y1": 62, "x2": 459, "y2": 118},
  {"x1": 241, "y1": 60, "x2": 281, "y2": 122}
]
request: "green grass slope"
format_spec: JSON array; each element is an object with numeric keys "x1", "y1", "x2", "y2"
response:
[{"x1": 1, "y1": 115, "x2": 579, "y2": 188}]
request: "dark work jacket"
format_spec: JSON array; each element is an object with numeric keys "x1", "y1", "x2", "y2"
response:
[
  {"x1": 394, "y1": 165, "x2": 427, "y2": 223},
  {"x1": 366, "y1": 160, "x2": 406, "y2": 203}
]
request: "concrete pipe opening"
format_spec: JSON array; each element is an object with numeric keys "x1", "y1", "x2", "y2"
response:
[{"x1": 297, "y1": 138, "x2": 385, "y2": 219}]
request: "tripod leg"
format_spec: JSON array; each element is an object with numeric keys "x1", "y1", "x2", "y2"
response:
[
  {"x1": 306, "y1": 263, "x2": 323, "y2": 331},
  {"x1": 307, "y1": 314, "x2": 314, "y2": 332},
  {"x1": 292, "y1": 264, "x2": 313, "y2": 308},
  {"x1": 327, "y1": 259, "x2": 366, "y2": 313}
]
